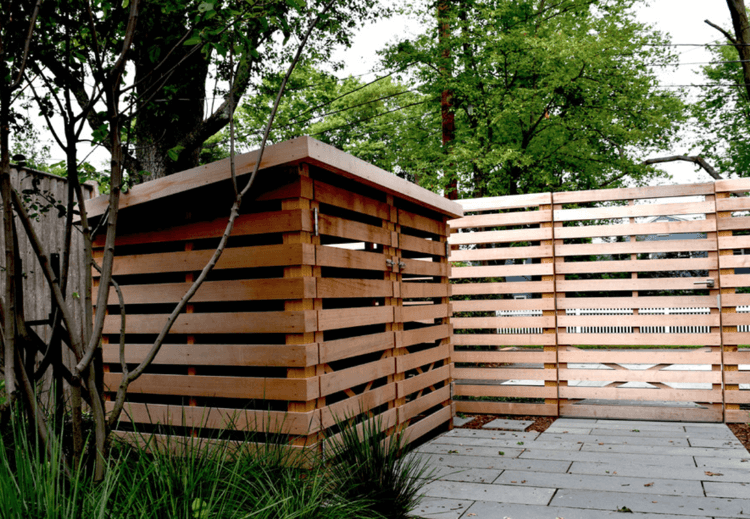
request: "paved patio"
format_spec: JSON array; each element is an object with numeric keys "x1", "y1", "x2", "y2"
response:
[{"x1": 412, "y1": 418, "x2": 750, "y2": 519}]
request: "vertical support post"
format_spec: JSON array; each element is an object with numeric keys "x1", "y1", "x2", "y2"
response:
[
  {"x1": 541, "y1": 200, "x2": 558, "y2": 416},
  {"x1": 184, "y1": 238, "x2": 198, "y2": 434},
  {"x1": 628, "y1": 200, "x2": 639, "y2": 336},
  {"x1": 552, "y1": 199, "x2": 566, "y2": 415},
  {"x1": 283, "y1": 163, "x2": 322, "y2": 446},
  {"x1": 385, "y1": 196, "x2": 403, "y2": 411},
  {"x1": 439, "y1": 215, "x2": 453, "y2": 429},
  {"x1": 705, "y1": 193, "x2": 724, "y2": 420},
  {"x1": 716, "y1": 191, "x2": 737, "y2": 421}
]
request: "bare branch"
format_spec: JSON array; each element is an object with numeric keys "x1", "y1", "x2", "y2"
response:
[
  {"x1": 643, "y1": 155, "x2": 722, "y2": 180},
  {"x1": 10, "y1": 0, "x2": 43, "y2": 90},
  {"x1": 705, "y1": 19, "x2": 739, "y2": 46}
]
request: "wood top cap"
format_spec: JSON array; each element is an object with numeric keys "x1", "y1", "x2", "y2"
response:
[{"x1": 84, "y1": 136, "x2": 463, "y2": 219}]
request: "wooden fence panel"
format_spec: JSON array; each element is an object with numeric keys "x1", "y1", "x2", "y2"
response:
[{"x1": 449, "y1": 193, "x2": 558, "y2": 418}]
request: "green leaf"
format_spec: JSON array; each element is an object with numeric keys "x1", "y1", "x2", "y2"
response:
[
  {"x1": 198, "y1": 2, "x2": 214, "y2": 13},
  {"x1": 167, "y1": 145, "x2": 185, "y2": 162},
  {"x1": 184, "y1": 37, "x2": 201, "y2": 46}
]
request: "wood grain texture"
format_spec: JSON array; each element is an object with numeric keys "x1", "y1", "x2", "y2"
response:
[
  {"x1": 558, "y1": 349, "x2": 718, "y2": 364},
  {"x1": 557, "y1": 333, "x2": 721, "y2": 346},
  {"x1": 103, "y1": 311, "x2": 317, "y2": 335},
  {"x1": 321, "y1": 383, "x2": 397, "y2": 428},
  {"x1": 315, "y1": 245, "x2": 385, "y2": 271},
  {"x1": 452, "y1": 298, "x2": 555, "y2": 312},
  {"x1": 453, "y1": 350, "x2": 555, "y2": 363},
  {"x1": 319, "y1": 358, "x2": 395, "y2": 397},
  {"x1": 395, "y1": 344, "x2": 450, "y2": 373},
  {"x1": 453, "y1": 367, "x2": 557, "y2": 381},
  {"x1": 449, "y1": 245, "x2": 553, "y2": 262},
  {"x1": 317, "y1": 306, "x2": 393, "y2": 331},
  {"x1": 396, "y1": 365, "x2": 450, "y2": 398},
  {"x1": 453, "y1": 334, "x2": 556, "y2": 345},
  {"x1": 402, "y1": 406, "x2": 452, "y2": 444},
  {"x1": 456, "y1": 193, "x2": 552, "y2": 212},
  {"x1": 400, "y1": 324, "x2": 452, "y2": 348},
  {"x1": 316, "y1": 278, "x2": 393, "y2": 298},
  {"x1": 555, "y1": 238, "x2": 715, "y2": 257},
  {"x1": 552, "y1": 183, "x2": 714, "y2": 204},
  {"x1": 453, "y1": 316, "x2": 555, "y2": 329},
  {"x1": 555, "y1": 257, "x2": 716, "y2": 275},
  {"x1": 318, "y1": 332, "x2": 395, "y2": 363},
  {"x1": 560, "y1": 404, "x2": 721, "y2": 422},
  {"x1": 558, "y1": 368, "x2": 721, "y2": 384},
  {"x1": 554, "y1": 219, "x2": 716, "y2": 240},
  {"x1": 556, "y1": 295, "x2": 718, "y2": 309},
  {"x1": 399, "y1": 209, "x2": 445, "y2": 235},
  {"x1": 401, "y1": 282, "x2": 450, "y2": 299},
  {"x1": 449, "y1": 210, "x2": 552, "y2": 229},
  {"x1": 398, "y1": 386, "x2": 451, "y2": 423},
  {"x1": 559, "y1": 386, "x2": 721, "y2": 403},
  {"x1": 454, "y1": 384, "x2": 556, "y2": 398},
  {"x1": 449, "y1": 227, "x2": 553, "y2": 246},
  {"x1": 451, "y1": 281, "x2": 555, "y2": 296},
  {"x1": 451, "y1": 263, "x2": 554, "y2": 279},
  {"x1": 314, "y1": 180, "x2": 390, "y2": 219},
  {"x1": 555, "y1": 201, "x2": 713, "y2": 222},
  {"x1": 456, "y1": 401, "x2": 557, "y2": 416}
]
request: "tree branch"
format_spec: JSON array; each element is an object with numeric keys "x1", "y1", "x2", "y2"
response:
[
  {"x1": 643, "y1": 155, "x2": 722, "y2": 180},
  {"x1": 705, "y1": 19, "x2": 739, "y2": 46}
]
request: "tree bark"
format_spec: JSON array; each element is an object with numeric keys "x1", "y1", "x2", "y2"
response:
[
  {"x1": 642, "y1": 155, "x2": 722, "y2": 180},
  {"x1": 725, "y1": 0, "x2": 750, "y2": 101}
]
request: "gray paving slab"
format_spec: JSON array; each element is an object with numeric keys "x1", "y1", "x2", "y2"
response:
[
  {"x1": 462, "y1": 501, "x2": 711, "y2": 519},
  {"x1": 417, "y1": 444, "x2": 525, "y2": 458},
  {"x1": 585, "y1": 427, "x2": 695, "y2": 438},
  {"x1": 492, "y1": 469, "x2": 704, "y2": 496},
  {"x1": 421, "y1": 480, "x2": 555, "y2": 505},
  {"x1": 519, "y1": 448, "x2": 697, "y2": 467},
  {"x1": 431, "y1": 436, "x2": 583, "y2": 452},
  {"x1": 550, "y1": 418, "x2": 599, "y2": 425},
  {"x1": 538, "y1": 432, "x2": 691, "y2": 446},
  {"x1": 568, "y1": 460, "x2": 750, "y2": 484},
  {"x1": 685, "y1": 426, "x2": 739, "y2": 438},
  {"x1": 443, "y1": 429, "x2": 540, "y2": 440},
  {"x1": 584, "y1": 421, "x2": 690, "y2": 431},
  {"x1": 704, "y1": 481, "x2": 750, "y2": 499},
  {"x1": 481, "y1": 419, "x2": 533, "y2": 431},
  {"x1": 551, "y1": 488, "x2": 750, "y2": 518},
  {"x1": 423, "y1": 466, "x2": 502, "y2": 484},
  {"x1": 688, "y1": 437, "x2": 747, "y2": 449},
  {"x1": 412, "y1": 497, "x2": 472, "y2": 519},
  {"x1": 695, "y1": 455, "x2": 750, "y2": 469},
  {"x1": 594, "y1": 419, "x2": 720, "y2": 427},
  {"x1": 544, "y1": 426, "x2": 593, "y2": 435},
  {"x1": 414, "y1": 453, "x2": 572, "y2": 473},
  {"x1": 452, "y1": 416, "x2": 475, "y2": 427},
  {"x1": 581, "y1": 442, "x2": 747, "y2": 458}
]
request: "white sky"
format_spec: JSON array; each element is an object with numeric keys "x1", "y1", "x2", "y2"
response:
[{"x1": 32, "y1": 0, "x2": 737, "y2": 185}]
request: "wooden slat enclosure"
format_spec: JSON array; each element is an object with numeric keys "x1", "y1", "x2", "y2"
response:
[
  {"x1": 450, "y1": 181, "x2": 750, "y2": 423},
  {"x1": 89, "y1": 136, "x2": 461, "y2": 452}
]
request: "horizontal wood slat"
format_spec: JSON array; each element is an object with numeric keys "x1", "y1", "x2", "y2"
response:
[
  {"x1": 449, "y1": 210, "x2": 552, "y2": 229},
  {"x1": 558, "y1": 369, "x2": 721, "y2": 384},
  {"x1": 318, "y1": 306, "x2": 394, "y2": 331},
  {"x1": 319, "y1": 358, "x2": 395, "y2": 397},
  {"x1": 455, "y1": 401, "x2": 558, "y2": 417},
  {"x1": 556, "y1": 238, "x2": 716, "y2": 257},
  {"x1": 557, "y1": 333, "x2": 720, "y2": 346},
  {"x1": 453, "y1": 350, "x2": 555, "y2": 364},
  {"x1": 401, "y1": 282, "x2": 450, "y2": 299},
  {"x1": 401, "y1": 258, "x2": 448, "y2": 277},
  {"x1": 396, "y1": 344, "x2": 450, "y2": 373},
  {"x1": 397, "y1": 365, "x2": 450, "y2": 398},
  {"x1": 452, "y1": 298, "x2": 556, "y2": 312},
  {"x1": 453, "y1": 367, "x2": 557, "y2": 381},
  {"x1": 554, "y1": 219, "x2": 715, "y2": 240},
  {"x1": 321, "y1": 384, "x2": 396, "y2": 428},
  {"x1": 400, "y1": 234, "x2": 445, "y2": 256},
  {"x1": 316, "y1": 278, "x2": 393, "y2": 298},
  {"x1": 315, "y1": 245, "x2": 386, "y2": 271},
  {"x1": 449, "y1": 227, "x2": 552, "y2": 245},
  {"x1": 103, "y1": 311, "x2": 317, "y2": 335},
  {"x1": 451, "y1": 281, "x2": 555, "y2": 296},
  {"x1": 398, "y1": 209, "x2": 445, "y2": 235},
  {"x1": 318, "y1": 214, "x2": 392, "y2": 245},
  {"x1": 314, "y1": 180, "x2": 390, "y2": 220},
  {"x1": 558, "y1": 349, "x2": 718, "y2": 364},
  {"x1": 398, "y1": 386, "x2": 451, "y2": 423},
  {"x1": 457, "y1": 193, "x2": 552, "y2": 212},
  {"x1": 453, "y1": 334, "x2": 557, "y2": 346},
  {"x1": 319, "y1": 332, "x2": 395, "y2": 363},
  {"x1": 552, "y1": 183, "x2": 715, "y2": 204},
  {"x1": 555, "y1": 258, "x2": 716, "y2": 275},
  {"x1": 449, "y1": 245, "x2": 553, "y2": 262},
  {"x1": 555, "y1": 201, "x2": 714, "y2": 222},
  {"x1": 451, "y1": 263, "x2": 554, "y2": 279},
  {"x1": 400, "y1": 324, "x2": 452, "y2": 348},
  {"x1": 453, "y1": 316, "x2": 555, "y2": 329},
  {"x1": 454, "y1": 384, "x2": 556, "y2": 399}
]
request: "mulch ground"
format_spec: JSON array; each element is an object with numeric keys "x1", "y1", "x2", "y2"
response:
[{"x1": 460, "y1": 415, "x2": 750, "y2": 453}]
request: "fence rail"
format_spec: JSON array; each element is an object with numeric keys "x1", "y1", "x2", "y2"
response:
[{"x1": 450, "y1": 179, "x2": 750, "y2": 423}]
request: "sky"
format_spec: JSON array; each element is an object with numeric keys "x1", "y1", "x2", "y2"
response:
[
  {"x1": 331, "y1": 0, "x2": 735, "y2": 186},
  {"x1": 28, "y1": 0, "x2": 737, "y2": 186}
]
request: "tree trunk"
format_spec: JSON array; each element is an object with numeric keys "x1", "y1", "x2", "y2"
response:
[
  {"x1": 726, "y1": 0, "x2": 750, "y2": 101},
  {"x1": 133, "y1": 2, "x2": 210, "y2": 181}
]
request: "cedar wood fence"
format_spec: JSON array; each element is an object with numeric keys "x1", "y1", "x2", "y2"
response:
[{"x1": 449, "y1": 179, "x2": 750, "y2": 423}]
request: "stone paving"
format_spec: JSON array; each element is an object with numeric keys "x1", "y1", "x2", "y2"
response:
[{"x1": 411, "y1": 418, "x2": 750, "y2": 519}]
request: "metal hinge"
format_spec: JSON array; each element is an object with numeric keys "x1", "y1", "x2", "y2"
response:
[
  {"x1": 313, "y1": 207, "x2": 319, "y2": 237},
  {"x1": 445, "y1": 241, "x2": 450, "y2": 257}
]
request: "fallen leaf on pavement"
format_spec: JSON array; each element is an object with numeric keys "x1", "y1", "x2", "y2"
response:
[
  {"x1": 705, "y1": 471, "x2": 723, "y2": 476},
  {"x1": 644, "y1": 482, "x2": 654, "y2": 487}
]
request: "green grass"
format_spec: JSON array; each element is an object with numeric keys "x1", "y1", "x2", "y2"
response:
[{"x1": 0, "y1": 411, "x2": 431, "y2": 519}]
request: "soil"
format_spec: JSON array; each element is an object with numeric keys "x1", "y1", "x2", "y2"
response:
[{"x1": 460, "y1": 415, "x2": 750, "y2": 454}]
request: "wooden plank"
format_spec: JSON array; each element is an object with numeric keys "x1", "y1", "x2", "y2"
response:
[
  {"x1": 104, "y1": 373, "x2": 319, "y2": 400},
  {"x1": 454, "y1": 384, "x2": 556, "y2": 399},
  {"x1": 95, "y1": 210, "x2": 311, "y2": 248},
  {"x1": 103, "y1": 311, "x2": 317, "y2": 335},
  {"x1": 449, "y1": 245, "x2": 552, "y2": 262},
  {"x1": 319, "y1": 332, "x2": 395, "y2": 363},
  {"x1": 396, "y1": 365, "x2": 450, "y2": 398},
  {"x1": 715, "y1": 178, "x2": 750, "y2": 193},
  {"x1": 98, "y1": 278, "x2": 315, "y2": 305},
  {"x1": 719, "y1": 255, "x2": 750, "y2": 269},
  {"x1": 725, "y1": 409, "x2": 750, "y2": 423},
  {"x1": 317, "y1": 306, "x2": 393, "y2": 331},
  {"x1": 718, "y1": 274, "x2": 750, "y2": 288},
  {"x1": 453, "y1": 316, "x2": 556, "y2": 329},
  {"x1": 717, "y1": 313, "x2": 750, "y2": 326},
  {"x1": 557, "y1": 333, "x2": 720, "y2": 346},
  {"x1": 402, "y1": 406, "x2": 452, "y2": 445},
  {"x1": 313, "y1": 179, "x2": 389, "y2": 219},
  {"x1": 398, "y1": 386, "x2": 451, "y2": 423},
  {"x1": 321, "y1": 383, "x2": 397, "y2": 428},
  {"x1": 716, "y1": 197, "x2": 750, "y2": 212},
  {"x1": 558, "y1": 349, "x2": 718, "y2": 365},
  {"x1": 453, "y1": 367, "x2": 557, "y2": 381},
  {"x1": 396, "y1": 344, "x2": 450, "y2": 373},
  {"x1": 319, "y1": 358, "x2": 395, "y2": 397},
  {"x1": 109, "y1": 402, "x2": 320, "y2": 435},
  {"x1": 401, "y1": 282, "x2": 449, "y2": 299},
  {"x1": 453, "y1": 350, "x2": 555, "y2": 364},
  {"x1": 400, "y1": 324, "x2": 452, "y2": 347},
  {"x1": 719, "y1": 235, "x2": 750, "y2": 250},
  {"x1": 98, "y1": 244, "x2": 315, "y2": 277},
  {"x1": 452, "y1": 298, "x2": 556, "y2": 312},
  {"x1": 402, "y1": 303, "x2": 450, "y2": 322},
  {"x1": 451, "y1": 263, "x2": 554, "y2": 279},
  {"x1": 449, "y1": 210, "x2": 552, "y2": 229},
  {"x1": 717, "y1": 215, "x2": 750, "y2": 230},
  {"x1": 456, "y1": 401, "x2": 557, "y2": 416},
  {"x1": 556, "y1": 296, "x2": 718, "y2": 309},
  {"x1": 558, "y1": 368, "x2": 721, "y2": 384},
  {"x1": 400, "y1": 234, "x2": 445, "y2": 256},
  {"x1": 457, "y1": 193, "x2": 552, "y2": 212},
  {"x1": 555, "y1": 238, "x2": 716, "y2": 257},
  {"x1": 560, "y1": 386, "x2": 721, "y2": 403},
  {"x1": 555, "y1": 201, "x2": 714, "y2": 222},
  {"x1": 556, "y1": 277, "x2": 710, "y2": 292},
  {"x1": 555, "y1": 257, "x2": 716, "y2": 275},
  {"x1": 719, "y1": 293, "x2": 750, "y2": 307},
  {"x1": 86, "y1": 136, "x2": 463, "y2": 219},
  {"x1": 554, "y1": 219, "x2": 716, "y2": 240},
  {"x1": 723, "y1": 390, "x2": 750, "y2": 404},
  {"x1": 102, "y1": 343, "x2": 319, "y2": 367},
  {"x1": 560, "y1": 404, "x2": 721, "y2": 422},
  {"x1": 558, "y1": 314, "x2": 719, "y2": 327},
  {"x1": 318, "y1": 214, "x2": 392, "y2": 245},
  {"x1": 398, "y1": 209, "x2": 445, "y2": 235},
  {"x1": 449, "y1": 227, "x2": 553, "y2": 246},
  {"x1": 315, "y1": 246, "x2": 386, "y2": 271},
  {"x1": 553, "y1": 183, "x2": 715, "y2": 204},
  {"x1": 725, "y1": 372, "x2": 750, "y2": 384},
  {"x1": 451, "y1": 281, "x2": 555, "y2": 296},
  {"x1": 453, "y1": 334, "x2": 556, "y2": 346},
  {"x1": 401, "y1": 258, "x2": 448, "y2": 277},
  {"x1": 723, "y1": 351, "x2": 750, "y2": 363},
  {"x1": 316, "y1": 278, "x2": 393, "y2": 298}
]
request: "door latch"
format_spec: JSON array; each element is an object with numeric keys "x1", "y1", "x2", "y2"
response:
[{"x1": 694, "y1": 278, "x2": 715, "y2": 288}]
